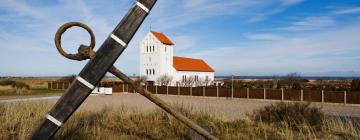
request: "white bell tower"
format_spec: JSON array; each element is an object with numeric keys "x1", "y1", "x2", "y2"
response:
[{"x1": 139, "y1": 31, "x2": 174, "y2": 84}]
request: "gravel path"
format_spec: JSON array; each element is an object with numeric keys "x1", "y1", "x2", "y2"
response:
[{"x1": 1, "y1": 93, "x2": 360, "y2": 120}]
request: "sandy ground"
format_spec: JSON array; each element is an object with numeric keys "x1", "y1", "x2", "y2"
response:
[
  {"x1": 80, "y1": 94, "x2": 360, "y2": 120},
  {"x1": 1, "y1": 93, "x2": 360, "y2": 121}
]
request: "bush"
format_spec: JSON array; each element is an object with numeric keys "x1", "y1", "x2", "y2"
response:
[
  {"x1": 11, "y1": 82, "x2": 30, "y2": 90},
  {"x1": 251, "y1": 102, "x2": 324, "y2": 130},
  {"x1": 0, "y1": 80, "x2": 30, "y2": 90},
  {"x1": 0, "y1": 80, "x2": 15, "y2": 86}
]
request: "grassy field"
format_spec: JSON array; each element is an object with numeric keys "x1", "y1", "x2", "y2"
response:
[
  {"x1": 0, "y1": 101, "x2": 359, "y2": 140},
  {"x1": 0, "y1": 77, "x2": 64, "y2": 97},
  {"x1": 0, "y1": 86, "x2": 63, "y2": 97}
]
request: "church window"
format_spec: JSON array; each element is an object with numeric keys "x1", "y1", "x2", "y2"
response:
[
  {"x1": 153, "y1": 69, "x2": 155, "y2": 75},
  {"x1": 146, "y1": 69, "x2": 148, "y2": 75},
  {"x1": 165, "y1": 47, "x2": 167, "y2": 52},
  {"x1": 182, "y1": 75, "x2": 187, "y2": 82}
]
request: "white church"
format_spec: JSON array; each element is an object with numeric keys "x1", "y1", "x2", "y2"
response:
[{"x1": 139, "y1": 31, "x2": 215, "y2": 86}]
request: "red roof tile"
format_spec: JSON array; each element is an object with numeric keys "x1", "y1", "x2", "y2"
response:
[
  {"x1": 151, "y1": 31, "x2": 174, "y2": 45},
  {"x1": 173, "y1": 56, "x2": 214, "y2": 72}
]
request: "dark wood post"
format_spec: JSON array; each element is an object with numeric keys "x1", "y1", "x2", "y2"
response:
[{"x1": 30, "y1": 1, "x2": 157, "y2": 139}]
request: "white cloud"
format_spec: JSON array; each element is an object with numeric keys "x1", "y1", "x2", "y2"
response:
[
  {"x1": 187, "y1": 25, "x2": 360, "y2": 75},
  {"x1": 283, "y1": 16, "x2": 335, "y2": 31},
  {"x1": 172, "y1": 35, "x2": 197, "y2": 52},
  {"x1": 281, "y1": 0, "x2": 304, "y2": 6},
  {"x1": 332, "y1": 7, "x2": 360, "y2": 15},
  {"x1": 247, "y1": 0, "x2": 305, "y2": 23},
  {"x1": 0, "y1": 0, "x2": 48, "y2": 19},
  {"x1": 149, "y1": 0, "x2": 268, "y2": 30},
  {"x1": 184, "y1": 0, "x2": 206, "y2": 8},
  {"x1": 246, "y1": 33, "x2": 288, "y2": 41}
]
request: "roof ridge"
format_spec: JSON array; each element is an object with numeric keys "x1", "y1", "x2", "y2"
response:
[
  {"x1": 151, "y1": 31, "x2": 174, "y2": 45},
  {"x1": 173, "y1": 56, "x2": 214, "y2": 72},
  {"x1": 173, "y1": 56, "x2": 202, "y2": 60}
]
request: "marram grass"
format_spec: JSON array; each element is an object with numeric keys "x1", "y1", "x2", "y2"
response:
[{"x1": 0, "y1": 102, "x2": 359, "y2": 140}]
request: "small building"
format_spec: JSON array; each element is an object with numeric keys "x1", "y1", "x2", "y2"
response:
[{"x1": 139, "y1": 31, "x2": 215, "y2": 86}]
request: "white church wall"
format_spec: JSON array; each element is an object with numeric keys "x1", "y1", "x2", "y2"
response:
[
  {"x1": 172, "y1": 71, "x2": 214, "y2": 86},
  {"x1": 140, "y1": 32, "x2": 161, "y2": 82},
  {"x1": 140, "y1": 31, "x2": 214, "y2": 87},
  {"x1": 140, "y1": 32, "x2": 174, "y2": 83}
]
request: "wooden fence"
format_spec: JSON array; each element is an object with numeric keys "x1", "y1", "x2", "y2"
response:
[{"x1": 48, "y1": 82, "x2": 360, "y2": 104}]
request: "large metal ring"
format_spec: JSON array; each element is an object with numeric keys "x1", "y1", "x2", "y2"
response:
[{"x1": 54, "y1": 22, "x2": 95, "y2": 61}]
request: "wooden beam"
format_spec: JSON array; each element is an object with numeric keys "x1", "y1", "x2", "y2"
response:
[{"x1": 30, "y1": 1, "x2": 157, "y2": 139}]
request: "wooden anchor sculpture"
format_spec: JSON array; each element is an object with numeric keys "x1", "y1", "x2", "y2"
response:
[{"x1": 30, "y1": 0, "x2": 218, "y2": 139}]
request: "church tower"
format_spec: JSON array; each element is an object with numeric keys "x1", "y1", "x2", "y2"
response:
[{"x1": 139, "y1": 31, "x2": 174, "y2": 84}]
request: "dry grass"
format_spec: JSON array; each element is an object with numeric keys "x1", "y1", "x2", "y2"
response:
[
  {"x1": 0, "y1": 102, "x2": 359, "y2": 140},
  {"x1": 251, "y1": 102, "x2": 325, "y2": 130}
]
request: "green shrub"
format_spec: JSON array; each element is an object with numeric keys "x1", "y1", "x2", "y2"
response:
[{"x1": 251, "y1": 102, "x2": 324, "y2": 130}]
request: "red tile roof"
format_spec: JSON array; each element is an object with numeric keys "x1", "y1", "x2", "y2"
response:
[
  {"x1": 151, "y1": 31, "x2": 174, "y2": 45},
  {"x1": 173, "y1": 56, "x2": 214, "y2": 72}
]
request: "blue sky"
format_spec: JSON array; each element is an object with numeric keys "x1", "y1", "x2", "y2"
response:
[{"x1": 0, "y1": 0, "x2": 360, "y2": 77}]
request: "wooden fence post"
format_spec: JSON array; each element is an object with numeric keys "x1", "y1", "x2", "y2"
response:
[
  {"x1": 127, "y1": 84, "x2": 129, "y2": 93},
  {"x1": 203, "y1": 87, "x2": 205, "y2": 97},
  {"x1": 62, "y1": 82, "x2": 65, "y2": 90},
  {"x1": 166, "y1": 86, "x2": 169, "y2": 95},
  {"x1": 247, "y1": 88, "x2": 249, "y2": 99},
  {"x1": 122, "y1": 84, "x2": 124, "y2": 92},
  {"x1": 263, "y1": 88, "x2": 266, "y2": 100},
  {"x1": 155, "y1": 85, "x2": 158, "y2": 94},
  {"x1": 321, "y1": 90, "x2": 324, "y2": 103},
  {"x1": 190, "y1": 87, "x2": 192, "y2": 96},
  {"x1": 178, "y1": 86, "x2": 180, "y2": 95},
  {"x1": 301, "y1": 89, "x2": 303, "y2": 101},
  {"x1": 216, "y1": 86, "x2": 219, "y2": 97},
  {"x1": 344, "y1": 91, "x2": 347, "y2": 104},
  {"x1": 231, "y1": 86, "x2": 234, "y2": 99},
  {"x1": 281, "y1": 88, "x2": 284, "y2": 101}
]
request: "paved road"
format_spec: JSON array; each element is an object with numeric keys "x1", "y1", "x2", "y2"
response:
[{"x1": 1, "y1": 93, "x2": 360, "y2": 121}]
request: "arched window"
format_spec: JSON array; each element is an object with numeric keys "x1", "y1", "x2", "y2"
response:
[
  {"x1": 153, "y1": 69, "x2": 155, "y2": 75},
  {"x1": 146, "y1": 46, "x2": 149, "y2": 53},
  {"x1": 165, "y1": 47, "x2": 167, "y2": 52},
  {"x1": 146, "y1": 69, "x2": 148, "y2": 75},
  {"x1": 152, "y1": 46, "x2": 155, "y2": 52}
]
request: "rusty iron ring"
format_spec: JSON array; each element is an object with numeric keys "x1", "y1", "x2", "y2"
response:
[{"x1": 55, "y1": 22, "x2": 96, "y2": 61}]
